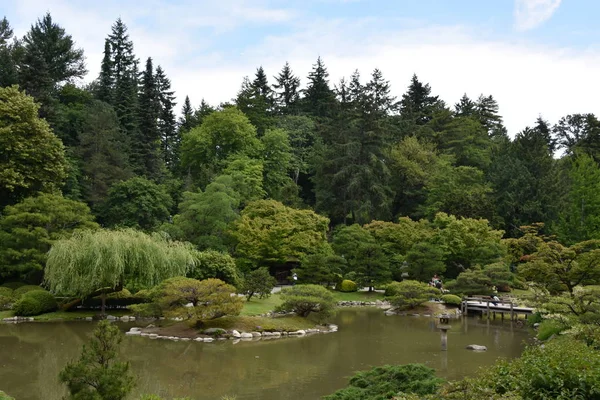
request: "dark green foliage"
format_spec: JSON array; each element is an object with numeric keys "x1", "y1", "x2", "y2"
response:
[
  {"x1": 405, "y1": 241, "x2": 446, "y2": 282},
  {"x1": 336, "y1": 280, "x2": 358, "y2": 292},
  {"x1": 444, "y1": 270, "x2": 491, "y2": 296},
  {"x1": 0, "y1": 282, "x2": 25, "y2": 290},
  {"x1": 295, "y1": 252, "x2": 345, "y2": 287},
  {"x1": 399, "y1": 74, "x2": 444, "y2": 125},
  {"x1": 18, "y1": 13, "x2": 86, "y2": 116},
  {"x1": 101, "y1": 177, "x2": 172, "y2": 230},
  {"x1": 0, "y1": 287, "x2": 13, "y2": 309},
  {"x1": 188, "y1": 250, "x2": 241, "y2": 287},
  {"x1": 273, "y1": 62, "x2": 300, "y2": 114},
  {"x1": 0, "y1": 193, "x2": 98, "y2": 282},
  {"x1": 12, "y1": 289, "x2": 57, "y2": 316},
  {"x1": 155, "y1": 65, "x2": 178, "y2": 171},
  {"x1": 332, "y1": 225, "x2": 391, "y2": 291},
  {"x1": 387, "y1": 280, "x2": 439, "y2": 310},
  {"x1": 135, "y1": 57, "x2": 162, "y2": 178},
  {"x1": 240, "y1": 267, "x2": 276, "y2": 301},
  {"x1": 59, "y1": 320, "x2": 135, "y2": 400},
  {"x1": 277, "y1": 284, "x2": 336, "y2": 318},
  {"x1": 302, "y1": 57, "x2": 336, "y2": 118},
  {"x1": 441, "y1": 294, "x2": 461, "y2": 306},
  {"x1": 323, "y1": 364, "x2": 443, "y2": 400}
]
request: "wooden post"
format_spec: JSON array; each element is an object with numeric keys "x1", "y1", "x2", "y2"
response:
[
  {"x1": 441, "y1": 329, "x2": 448, "y2": 351},
  {"x1": 486, "y1": 300, "x2": 490, "y2": 320}
]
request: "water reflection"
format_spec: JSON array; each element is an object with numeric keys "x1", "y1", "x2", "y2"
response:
[{"x1": 0, "y1": 309, "x2": 530, "y2": 400}]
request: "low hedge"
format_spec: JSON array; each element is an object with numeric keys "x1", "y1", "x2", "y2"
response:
[
  {"x1": 13, "y1": 285, "x2": 44, "y2": 299},
  {"x1": 441, "y1": 294, "x2": 462, "y2": 306},
  {"x1": 336, "y1": 280, "x2": 358, "y2": 292},
  {"x1": 12, "y1": 290, "x2": 58, "y2": 316}
]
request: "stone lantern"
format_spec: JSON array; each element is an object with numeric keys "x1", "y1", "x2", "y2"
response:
[{"x1": 438, "y1": 314, "x2": 451, "y2": 351}]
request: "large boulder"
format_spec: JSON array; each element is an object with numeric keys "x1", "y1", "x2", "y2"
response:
[
  {"x1": 231, "y1": 330, "x2": 242, "y2": 338},
  {"x1": 240, "y1": 332, "x2": 253, "y2": 339}
]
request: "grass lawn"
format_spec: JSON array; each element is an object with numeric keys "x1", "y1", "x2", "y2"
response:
[
  {"x1": 241, "y1": 294, "x2": 282, "y2": 316},
  {"x1": 0, "y1": 309, "x2": 131, "y2": 321},
  {"x1": 330, "y1": 290, "x2": 385, "y2": 302}
]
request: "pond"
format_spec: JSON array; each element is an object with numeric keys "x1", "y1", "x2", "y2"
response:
[{"x1": 0, "y1": 309, "x2": 530, "y2": 400}]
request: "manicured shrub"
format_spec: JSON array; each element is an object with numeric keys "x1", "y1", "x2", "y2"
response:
[
  {"x1": 12, "y1": 289, "x2": 57, "y2": 316},
  {"x1": 0, "y1": 282, "x2": 25, "y2": 290},
  {"x1": 13, "y1": 285, "x2": 43, "y2": 299},
  {"x1": 384, "y1": 281, "x2": 403, "y2": 297},
  {"x1": 336, "y1": 279, "x2": 358, "y2": 292},
  {"x1": 0, "y1": 287, "x2": 13, "y2": 299},
  {"x1": 323, "y1": 364, "x2": 443, "y2": 399},
  {"x1": 129, "y1": 302, "x2": 163, "y2": 318},
  {"x1": 388, "y1": 280, "x2": 440, "y2": 310},
  {"x1": 277, "y1": 284, "x2": 336, "y2": 319},
  {"x1": 441, "y1": 294, "x2": 462, "y2": 306}
]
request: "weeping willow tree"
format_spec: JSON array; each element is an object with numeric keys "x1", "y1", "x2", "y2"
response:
[{"x1": 45, "y1": 229, "x2": 197, "y2": 314}]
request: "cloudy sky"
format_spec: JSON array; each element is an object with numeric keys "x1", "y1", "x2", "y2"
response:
[{"x1": 4, "y1": 0, "x2": 599, "y2": 135}]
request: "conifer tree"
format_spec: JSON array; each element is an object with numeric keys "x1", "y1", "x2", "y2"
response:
[
  {"x1": 236, "y1": 67, "x2": 273, "y2": 134},
  {"x1": 303, "y1": 56, "x2": 337, "y2": 118},
  {"x1": 179, "y1": 95, "x2": 195, "y2": 133},
  {"x1": 273, "y1": 62, "x2": 300, "y2": 114},
  {"x1": 96, "y1": 39, "x2": 113, "y2": 103},
  {"x1": 475, "y1": 94, "x2": 506, "y2": 138},
  {"x1": 156, "y1": 65, "x2": 178, "y2": 170},
  {"x1": 0, "y1": 17, "x2": 18, "y2": 87},
  {"x1": 454, "y1": 93, "x2": 476, "y2": 117},
  {"x1": 107, "y1": 18, "x2": 139, "y2": 148},
  {"x1": 399, "y1": 74, "x2": 441, "y2": 125},
  {"x1": 136, "y1": 57, "x2": 161, "y2": 177},
  {"x1": 18, "y1": 13, "x2": 86, "y2": 116}
]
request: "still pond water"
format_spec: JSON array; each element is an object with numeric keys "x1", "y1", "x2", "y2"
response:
[{"x1": 0, "y1": 309, "x2": 530, "y2": 400}]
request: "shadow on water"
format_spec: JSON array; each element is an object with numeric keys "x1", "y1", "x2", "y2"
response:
[{"x1": 0, "y1": 308, "x2": 531, "y2": 400}]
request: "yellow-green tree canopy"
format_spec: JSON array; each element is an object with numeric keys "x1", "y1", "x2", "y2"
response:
[
  {"x1": 45, "y1": 229, "x2": 197, "y2": 299},
  {"x1": 230, "y1": 199, "x2": 331, "y2": 269},
  {"x1": 0, "y1": 85, "x2": 67, "y2": 206}
]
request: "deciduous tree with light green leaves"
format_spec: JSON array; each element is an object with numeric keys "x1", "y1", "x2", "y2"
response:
[
  {"x1": 45, "y1": 229, "x2": 196, "y2": 314},
  {"x1": 0, "y1": 193, "x2": 98, "y2": 282},
  {"x1": 230, "y1": 200, "x2": 331, "y2": 270},
  {"x1": 180, "y1": 107, "x2": 262, "y2": 187},
  {"x1": 0, "y1": 85, "x2": 67, "y2": 207}
]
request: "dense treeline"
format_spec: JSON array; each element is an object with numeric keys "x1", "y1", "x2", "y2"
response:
[{"x1": 2, "y1": 13, "x2": 600, "y2": 287}]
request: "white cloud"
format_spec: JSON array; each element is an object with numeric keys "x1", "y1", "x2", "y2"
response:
[
  {"x1": 514, "y1": 0, "x2": 562, "y2": 31},
  {"x1": 6, "y1": 0, "x2": 599, "y2": 137}
]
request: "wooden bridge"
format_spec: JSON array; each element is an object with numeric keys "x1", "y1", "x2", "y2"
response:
[{"x1": 461, "y1": 297, "x2": 535, "y2": 321}]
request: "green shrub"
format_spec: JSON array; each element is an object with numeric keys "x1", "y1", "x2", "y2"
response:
[
  {"x1": 13, "y1": 285, "x2": 43, "y2": 299},
  {"x1": 276, "y1": 284, "x2": 336, "y2": 319},
  {"x1": 134, "y1": 289, "x2": 153, "y2": 300},
  {"x1": 323, "y1": 364, "x2": 443, "y2": 399},
  {"x1": 389, "y1": 280, "x2": 440, "y2": 310},
  {"x1": 0, "y1": 287, "x2": 13, "y2": 299},
  {"x1": 527, "y1": 312, "x2": 543, "y2": 327},
  {"x1": 336, "y1": 279, "x2": 358, "y2": 292},
  {"x1": 441, "y1": 294, "x2": 462, "y2": 306},
  {"x1": 12, "y1": 290, "x2": 57, "y2": 316},
  {"x1": 0, "y1": 282, "x2": 25, "y2": 290},
  {"x1": 0, "y1": 287, "x2": 13, "y2": 309},
  {"x1": 537, "y1": 319, "x2": 567, "y2": 341},
  {"x1": 480, "y1": 337, "x2": 600, "y2": 399},
  {"x1": 385, "y1": 281, "x2": 403, "y2": 297}
]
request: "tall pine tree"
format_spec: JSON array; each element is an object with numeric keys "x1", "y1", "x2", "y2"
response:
[
  {"x1": 155, "y1": 65, "x2": 178, "y2": 171},
  {"x1": 96, "y1": 39, "x2": 113, "y2": 103},
  {"x1": 303, "y1": 57, "x2": 337, "y2": 119},
  {"x1": 273, "y1": 62, "x2": 300, "y2": 114},
  {"x1": 399, "y1": 74, "x2": 442, "y2": 125},
  {"x1": 136, "y1": 57, "x2": 161, "y2": 178}
]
